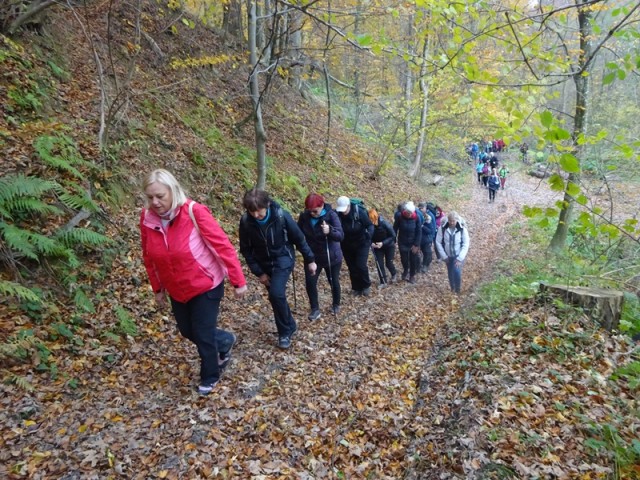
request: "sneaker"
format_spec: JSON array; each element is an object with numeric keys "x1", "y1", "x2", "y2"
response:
[
  {"x1": 218, "y1": 333, "x2": 237, "y2": 369},
  {"x1": 390, "y1": 274, "x2": 397, "y2": 283},
  {"x1": 362, "y1": 287, "x2": 371, "y2": 296},
  {"x1": 351, "y1": 289, "x2": 362, "y2": 296},
  {"x1": 408, "y1": 276, "x2": 417, "y2": 284},
  {"x1": 198, "y1": 380, "x2": 219, "y2": 395},
  {"x1": 420, "y1": 265, "x2": 428, "y2": 274},
  {"x1": 331, "y1": 305, "x2": 340, "y2": 315},
  {"x1": 401, "y1": 272, "x2": 409, "y2": 281},
  {"x1": 379, "y1": 282, "x2": 388, "y2": 289},
  {"x1": 308, "y1": 309, "x2": 321, "y2": 321},
  {"x1": 278, "y1": 335, "x2": 292, "y2": 349}
]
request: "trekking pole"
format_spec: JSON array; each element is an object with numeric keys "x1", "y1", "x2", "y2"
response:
[
  {"x1": 371, "y1": 245, "x2": 384, "y2": 284},
  {"x1": 291, "y1": 256, "x2": 297, "y2": 311},
  {"x1": 324, "y1": 233, "x2": 336, "y2": 317}
]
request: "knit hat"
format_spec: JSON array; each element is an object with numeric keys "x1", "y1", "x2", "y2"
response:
[
  {"x1": 403, "y1": 201, "x2": 416, "y2": 213},
  {"x1": 305, "y1": 193, "x2": 325, "y2": 209}
]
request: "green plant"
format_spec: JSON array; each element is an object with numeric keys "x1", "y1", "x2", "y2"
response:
[
  {"x1": 115, "y1": 306, "x2": 138, "y2": 337},
  {"x1": 582, "y1": 420, "x2": 640, "y2": 477}
]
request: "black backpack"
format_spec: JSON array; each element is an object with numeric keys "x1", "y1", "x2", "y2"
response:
[{"x1": 240, "y1": 206, "x2": 288, "y2": 243}]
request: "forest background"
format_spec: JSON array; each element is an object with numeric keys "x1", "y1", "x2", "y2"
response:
[{"x1": 0, "y1": 0, "x2": 639, "y2": 478}]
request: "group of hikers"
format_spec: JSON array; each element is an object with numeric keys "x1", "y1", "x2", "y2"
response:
[
  {"x1": 140, "y1": 169, "x2": 470, "y2": 395},
  {"x1": 467, "y1": 138, "x2": 506, "y2": 161},
  {"x1": 474, "y1": 150, "x2": 510, "y2": 202}
]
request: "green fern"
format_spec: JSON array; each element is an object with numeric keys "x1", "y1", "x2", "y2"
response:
[
  {"x1": 33, "y1": 134, "x2": 86, "y2": 179},
  {"x1": 0, "y1": 174, "x2": 60, "y2": 219},
  {"x1": 2, "y1": 370, "x2": 34, "y2": 392},
  {"x1": 73, "y1": 287, "x2": 95, "y2": 313},
  {"x1": 57, "y1": 191, "x2": 99, "y2": 212},
  {"x1": 0, "y1": 280, "x2": 42, "y2": 304},
  {"x1": 57, "y1": 228, "x2": 110, "y2": 248},
  {"x1": 0, "y1": 223, "x2": 39, "y2": 260},
  {"x1": 115, "y1": 306, "x2": 138, "y2": 337}
]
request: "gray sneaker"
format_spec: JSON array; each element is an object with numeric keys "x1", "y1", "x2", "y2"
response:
[
  {"x1": 308, "y1": 309, "x2": 321, "y2": 321},
  {"x1": 278, "y1": 335, "x2": 292, "y2": 349},
  {"x1": 362, "y1": 287, "x2": 371, "y2": 296}
]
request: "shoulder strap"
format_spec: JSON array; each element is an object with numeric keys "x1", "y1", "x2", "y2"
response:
[
  {"x1": 275, "y1": 207, "x2": 289, "y2": 243},
  {"x1": 188, "y1": 201, "x2": 200, "y2": 235}
]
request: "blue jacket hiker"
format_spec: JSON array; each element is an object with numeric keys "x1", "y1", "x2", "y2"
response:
[
  {"x1": 297, "y1": 193, "x2": 344, "y2": 318},
  {"x1": 239, "y1": 188, "x2": 317, "y2": 350},
  {"x1": 418, "y1": 202, "x2": 436, "y2": 273}
]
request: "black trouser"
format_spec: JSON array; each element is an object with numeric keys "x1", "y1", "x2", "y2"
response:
[
  {"x1": 171, "y1": 283, "x2": 232, "y2": 385},
  {"x1": 399, "y1": 247, "x2": 420, "y2": 278},
  {"x1": 489, "y1": 188, "x2": 497, "y2": 201},
  {"x1": 342, "y1": 243, "x2": 371, "y2": 292},
  {"x1": 421, "y1": 242, "x2": 433, "y2": 268},
  {"x1": 305, "y1": 261, "x2": 342, "y2": 309},
  {"x1": 372, "y1": 244, "x2": 397, "y2": 284},
  {"x1": 482, "y1": 175, "x2": 488, "y2": 187}
]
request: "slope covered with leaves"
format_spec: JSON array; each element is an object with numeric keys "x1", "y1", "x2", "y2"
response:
[{"x1": 1, "y1": 2, "x2": 639, "y2": 479}]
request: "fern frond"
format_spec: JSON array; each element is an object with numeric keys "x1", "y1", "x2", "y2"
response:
[
  {"x1": 1, "y1": 370, "x2": 34, "y2": 392},
  {"x1": 57, "y1": 191, "x2": 99, "y2": 212},
  {"x1": 0, "y1": 223, "x2": 39, "y2": 260},
  {"x1": 0, "y1": 174, "x2": 59, "y2": 200},
  {"x1": 56, "y1": 228, "x2": 110, "y2": 248},
  {"x1": 33, "y1": 135, "x2": 86, "y2": 179},
  {"x1": 0, "y1": 280, "x2": 43, "y2": 304},
  {"x1": 73, "y1": 287, "x2": 95, "y2": 313},
  {"x1": 4, "y1": 197, "x2": 62, "y2": 217}
]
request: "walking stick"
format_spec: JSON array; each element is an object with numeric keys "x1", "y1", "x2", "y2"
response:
[
  {"x1": 371, "y1": 245, "x2": 384, "y2": 284},
  {"x1": 291, "y1": 254, "x2": 297, "y2": 311},
  {"x1": 324, "y1": 223, "x2": 337, "y2": 317}
]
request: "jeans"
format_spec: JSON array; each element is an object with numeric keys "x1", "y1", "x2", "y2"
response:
[
  {"x1": 342, "y1": 243, "x2": 371, "y2": 292},
  {"x1": 305, "y1": 261, "x2": 342, "y2": 309},
  {"x1": 263, "y1": 265, "x2": 296, "y2": 336},
  {"x1": 372, "y1": 245, "x2": 397, "y2": 284},
  {"x1": 399, "y1": 247, "x2": 420, "y2": 278},
  {"x1": 445, "y1": 257, "x2": 464, "y2": 293},
  {"x1": 171, "y1": 283, "x2": 232, "y2": 385},
  {"x1": 489, "y1": 188, "x2": 497, "y2": 201}
]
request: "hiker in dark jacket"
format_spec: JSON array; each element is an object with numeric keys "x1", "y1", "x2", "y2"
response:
[
  {"x1": 297, "y1": 193, "x2": 344, "y2": 319},
  {"x1": 368, "y1": 208, "x2": 397, "y2": 287},
  {"x1": 418, "y1": 202, "x2": 436, "y2": 273},
  {"x1": 335, "y1": 195, "x2": 374, "y2": 296},
  {"x1": 239, "y1": 188, "x2": 317, "y2": 350},
  {"x1": 393, "y1": 201, "x2": 422, "y2": 284},
  {"x1": 488, "y1": 168, "x2": 501, "y2": 203}
]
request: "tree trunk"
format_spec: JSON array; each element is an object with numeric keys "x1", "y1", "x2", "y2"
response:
[
  {"x1": 248, "y1": 0, "x2": 267, "y2": 189},
  {"x1": 287, "y1": 10, "x2": 303, "y2": 89},
  {"x1": 223, "y1": 0, "x2": 243, "y2": 38},
  {"x1": 403, "y1": 12, "x2": 415, "y2": 150},
  {"x1": 549, "y1": 1, "x2": 592, "y2": 250},
  {"x1": 351, "y1": 0, "x2": 363, "y2": 133},
  {"x1": 409, "y1": 35, "x2": 431, "y2": 178}
]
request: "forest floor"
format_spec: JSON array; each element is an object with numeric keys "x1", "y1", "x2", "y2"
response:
[{"x1": 2, "y1": 160, "x2": 637, "y2": 479}]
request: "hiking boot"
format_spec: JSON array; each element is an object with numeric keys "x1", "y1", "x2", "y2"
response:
[
  {"x1": 308, "y1": 309, "x2": 321, "y2": 321},
  {"x1": 408, "y1": 276, "x2": 417, "y2": 284},
  {"x1": 351, "y1": 289, "x2": 362, "y2": 296},
  {"x1": 362, "y1": 287, "x2": 371, "y2": 296},
  {"x1": 278, "y1": 335, "x2": 292, "y2": 349},
  {"x1": 198, "y1": 380, "x2": 219, "y2": 395},
  {"x1": 390, "y1": 274, "x2": 397, "y2": 283},
  {"x1": 379, "y1": 282, "x2": 388, "y2": 289},
  {"x1": 331, "y1": 305, "x2": 340, "y2": 315},
  {"x1": 401, "y1": 272, "x2": 409, "y2": 281},
  {"x1": 420, "y1": 265, "x2": 428, "y2": 274}
]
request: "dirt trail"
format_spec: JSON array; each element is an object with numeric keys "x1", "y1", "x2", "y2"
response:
[{"x1": 1, "y1": 161, "x2": 562, "y2": 479}]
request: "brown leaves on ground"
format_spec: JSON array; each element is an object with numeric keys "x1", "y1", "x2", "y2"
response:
[{"x1": 2, "y1": 167, "x2": 638, "y2": 479}]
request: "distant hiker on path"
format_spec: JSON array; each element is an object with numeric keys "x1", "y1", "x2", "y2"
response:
[
  {"x1": 418, "y1": 202, "x2": 436, "y2": 273},
  {"x1": 140, "y1": 169, "x2": 247, "y2": 396},
  {"x1": 488, "y1": 168, "x2": 501, "y2": 203},
  {"x1": 369, "y1": 208, "x2": 397, "y2": 287},
  {"x1": 435, "y1": 211, "x2": 470, "y2": 294},
  {"x1": 336, "y1": 196, "x2": 374, "y2": 296},
  {"x1": 239, "y1": 188, "x2": 317, "y2": 350},
  {"x1": 297, "y1": 193, "x2": 344, "y2": 319},
  {"x1": 498, "y1": 164, "x2": 509, "y2": 190}
]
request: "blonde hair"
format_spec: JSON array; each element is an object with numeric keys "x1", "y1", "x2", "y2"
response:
[
  {"x1": 368, "y1": 208, "x2": 379, "y2": 226},
  {"x1": 143, "y1": 169, "x2": 188, "y2": 210}
]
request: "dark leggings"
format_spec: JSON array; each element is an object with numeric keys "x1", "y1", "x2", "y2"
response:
[{"x1": 305, "y1": 261, "x2": 342, "y2": 309}]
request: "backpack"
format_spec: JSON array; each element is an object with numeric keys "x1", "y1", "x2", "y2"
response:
[
  {"x1": 349, "y1": 198, "x2": 365, "y2": 221},
  {"x1": 426, "y1": 202, "x2": 437, "y2": 217},
  {"x1": 440, "y1": 222, "x2": 465, "y2": 253},
  {"x1": 240, "y1": 206, "x2": 288, "y2": 243},
  {"x1": 482, "y1": 164, "x2": 489, "y2": 175}
]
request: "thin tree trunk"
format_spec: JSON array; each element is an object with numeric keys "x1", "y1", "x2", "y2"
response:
[
  {"x1": 223, "y1": 0, "x2": 243, "y2": 38},
  {"x1": 351, "y1": 0, "x2": 363, "y2": 133},
  {"x1": 549, "y1": 0, "x2": 592, "y2": 250},
  {"x1": 403, "y1": 12, "x2": 415, "y2": 149},
  {"x1": 248, "y1": 0, "x2": 267, "y2": 189},
  {"x1": 409, "y1": 35, "x2": 430, "y2": 178}
]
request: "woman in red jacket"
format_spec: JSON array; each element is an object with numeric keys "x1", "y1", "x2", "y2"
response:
[{"x1": 140, "y1": 169, "x2": 247, "y2": 395}]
